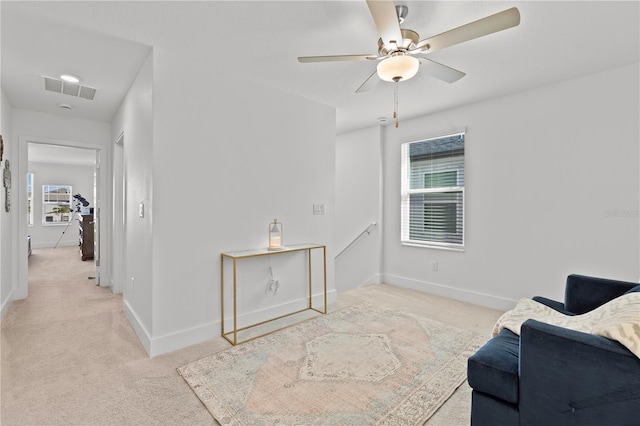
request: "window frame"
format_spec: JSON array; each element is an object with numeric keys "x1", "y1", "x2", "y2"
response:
[
  {"x1": 400, "y1": 132, "x2": 465, "y2": 251},
  {"x1": 42, "y1": 184, "x2": 73, "y2": 226}
]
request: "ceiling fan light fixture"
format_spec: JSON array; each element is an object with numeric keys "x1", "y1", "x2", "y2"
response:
[
  {"x1": 60, "y1": 74, "x2": 81, "y2": 83},
  {"x1": 376, "y1": 55, "x2": 419, "y2": 82}
]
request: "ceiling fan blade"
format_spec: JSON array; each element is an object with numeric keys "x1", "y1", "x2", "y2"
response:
[
  {"x1": 413, "y1": 7, "x2": 520, "y2": 54},
  {"x1": 366, "y1": 0, "x2": 403, "y2": 50},
  {"x1": 417, "y1": 57, "x2": 466, "y2": 83},
  {"x1": 298, "y1": 54, "x2": 377, "y2": 63},
  {"x1": 355, "y1": 70, "x2": 380, "y2": 93}
]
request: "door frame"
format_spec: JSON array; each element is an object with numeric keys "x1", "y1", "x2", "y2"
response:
[{"x1": 16, "y1": 135, "x2": 111, "y2": 299}]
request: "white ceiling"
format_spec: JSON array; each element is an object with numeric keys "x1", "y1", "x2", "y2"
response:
[{"x1": 2, "y1": 1, "x2": 639, "y2": 135}]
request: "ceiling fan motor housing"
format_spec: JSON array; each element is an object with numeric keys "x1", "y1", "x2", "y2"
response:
[{"x1": 378, "y1": 29, "x2": 419, "y2": 56}]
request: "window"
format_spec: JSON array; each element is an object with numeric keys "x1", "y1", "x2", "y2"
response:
[
  {"x1": 27, "y1": 173, "x2": 34, "y2": 226},
  {"x1": 401, "y1": 132, "x2": 465, "y2": 249},
  {"x1": 42, "y1": 184, "x2": 72, "y2": 225}
]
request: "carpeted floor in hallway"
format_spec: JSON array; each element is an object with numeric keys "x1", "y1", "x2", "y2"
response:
[{"x1": 1, "y1": 246, "x2": 503, "y2": 425}]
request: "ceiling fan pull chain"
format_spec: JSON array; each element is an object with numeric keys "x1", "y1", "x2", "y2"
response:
[
  {"x1": 394, "y1": 80, "x2": 399, "y2": 128},
  {"x1": 393, "y1": 80, "x2": 397, "y2": 120}
]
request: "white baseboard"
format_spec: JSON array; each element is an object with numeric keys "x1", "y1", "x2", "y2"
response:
[
  {"x1": 125, "y1": 290, "x2": 338, "y2": 358},
  {"x1": 222, "y1": 290, "x2": 337, "y2": 329},
  {"x1": 361, "y1": 273, "x2": 382, "y2": 287},
  {"x1": 109, "y1": 278, "x2": 123, "y2": 295},
  {"x1": 383, "y1": 273, "x2": 517, "y2": 311},
  {"x1": 0, "y1": 290, "x2": 14, "y2": 321},
  {"x1": 149, "y1": 318, "x2": 219, "y2": 358},
  {"x1": 123, "y1": 299, "x2": 152, "y2": 356},
  {"x1": 32, "y1": 241, "x2": 77, "y2": 249}
]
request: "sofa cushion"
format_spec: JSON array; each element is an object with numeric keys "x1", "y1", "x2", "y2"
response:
[
  {"x1": 471, "y1": 390, "x2": 519, "y2": 426},
  {"x1": 467, "y1": 329, "x2": 520, "y2": 404}
]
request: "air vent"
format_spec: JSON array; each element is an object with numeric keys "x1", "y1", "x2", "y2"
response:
[
  {"x1": 62, "y1": 82, "x2": 80, "y2": 96},
  {"x1": 79, "y1": 86, "x2": 97, "y2": 100},
  {"x1": 43, "y1": 76, "x2": 97, "y2": 101}
]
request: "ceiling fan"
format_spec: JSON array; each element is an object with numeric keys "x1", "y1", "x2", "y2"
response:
[{"x1": 298, "y1": 1, "x2": 520, "y2": 125}]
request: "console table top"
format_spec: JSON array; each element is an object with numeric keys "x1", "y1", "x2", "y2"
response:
[{"x1": 221, "y1": 243, "x2": 325, "y2": 259}]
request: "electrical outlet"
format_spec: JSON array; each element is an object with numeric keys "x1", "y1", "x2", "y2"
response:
[
  {"x1": 432, "y1": 261, "x2": 438, "y2": 272},
  {"x1": 313, "y1": 203, "x2": 325, "y2": 215}
]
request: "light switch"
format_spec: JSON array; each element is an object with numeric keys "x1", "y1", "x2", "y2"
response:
[{"x1": 139, "y1": 202, "x2": 144, "y2": 218}]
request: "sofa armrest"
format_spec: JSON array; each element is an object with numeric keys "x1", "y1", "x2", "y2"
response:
[
  {"x1": 519, "y1": 319, "x2": 640, "y2": 426},
  {"x1": 532, "y1": 296, "x2": 572, "y2": 315},
  {"x1": 565, "y1": 274, "x2": 638, "y2": 314}
]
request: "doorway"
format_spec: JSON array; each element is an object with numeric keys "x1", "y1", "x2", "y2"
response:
[{"x1": 17, "y1": 137, "x2": 109, "y2": 300}]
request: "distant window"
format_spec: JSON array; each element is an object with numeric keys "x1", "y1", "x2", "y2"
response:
[
  {"x1": 401, "y1": 133, "x2": 465, "y2": 249},
  {"x1": 27, "y1": 173, "x2": 34, "y2": 226},
  {"x1": 42, "y1": 184, "x2": 72, "y2": 225}
]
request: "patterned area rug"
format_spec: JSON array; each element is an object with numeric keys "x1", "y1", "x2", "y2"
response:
[{"x1": 178, "y1": 302, "x2": 486, "y2": 425}]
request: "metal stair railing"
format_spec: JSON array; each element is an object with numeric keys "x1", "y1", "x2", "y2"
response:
[{"x1": 335, "y1": 222, "x2": 377, "y2": 259}]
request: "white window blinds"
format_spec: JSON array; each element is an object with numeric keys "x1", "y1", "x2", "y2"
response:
[{"x1": 401, "y1": 133, "x2": 465, "y2": 249}]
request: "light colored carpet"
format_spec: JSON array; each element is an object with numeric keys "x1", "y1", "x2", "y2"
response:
[
  {"x1": 1, "y1": 247, "x2": 503, "y2": 425},
  {"x1": 179, "y1": 302, "x2": 486, "y2": 425}
]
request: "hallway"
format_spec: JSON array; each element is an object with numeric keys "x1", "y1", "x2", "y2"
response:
[{"x1": 0, "y1": 246, "x2": 221, "y2": 425}]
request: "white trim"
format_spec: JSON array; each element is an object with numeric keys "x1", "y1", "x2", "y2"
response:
[
  {"x1": 32, "y1": 241, "x2": 76, "y2": 249},
  {"x1": 0, "y1": 289, "x2": 14, "y2": 321},
  {"x1": 400, "y1": 242, "x2": 465, "y2": 252},
  {"x1": 383, "y1": 273, "x2": 516, "y2": 311},
  {"x1": 222, "y1": 290, "x2": 337, "y2": 333},
  {"x1": 18, "y1": 135, "x2": 111, "y2": 300},
  {"x1": 400, "y1": 134, "x2": 466, "y2": 249},
  {"x1": 361, "y1": 273, "x2": 382, "y2": 287},
  {"x1": 400, "y1": 128, "x2": 468, "y2": 146},
  {"x1": 41, "y1": 183, "x2": 73, "y2": 226},
  {"x1": 149, "y1": 319, "x2": 219, "y2": 357},
  {"x1": 123, "y1": 299, "x2": 152, "y2": 355},
  {"x1": 146, "y1": 289, "x2": 337, "y2": 357},
  {"x1": 111, "y1": 131, "x2": 125, "y2": 295},
  {"x1": 378, "y1": 126, "x2": 385, "y2": 282}
]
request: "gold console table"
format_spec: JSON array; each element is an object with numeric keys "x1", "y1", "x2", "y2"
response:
[{"x1": 220, "y1": 243, "x2": 327, "y2": 345}]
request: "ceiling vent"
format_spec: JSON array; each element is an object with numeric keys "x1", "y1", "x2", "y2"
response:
[{"x1": 43, "y1": 76, "x2": 97, "y2": 100}]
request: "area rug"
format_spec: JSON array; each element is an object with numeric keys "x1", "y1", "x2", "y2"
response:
[{"x1": 178, "y1": 302, "x2": 486, "y2": 425}]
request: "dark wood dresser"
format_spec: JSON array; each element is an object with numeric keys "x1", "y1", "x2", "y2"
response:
[{"x1": 79, "y1": 214, "x2": 94, "y2": 261}]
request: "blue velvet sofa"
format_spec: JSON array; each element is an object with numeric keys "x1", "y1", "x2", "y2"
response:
[{"x1": 467, "y1": 274, "x2": 640, "y2": 426}]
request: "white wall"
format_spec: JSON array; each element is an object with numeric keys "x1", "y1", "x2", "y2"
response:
[
  {"x1": 147, "y1": 48, "x2": 336, "y2": 355},
  {"x1": 335, "y1": 126, "x2": 382, "y2": 291},
  {"x1": 112, "y1": 49, "x2": 336, "y2": 356},
  {"x1": 111, "y1": 52, "x2": 154, "y2": 344},
  {"x1": 27, "y1": 161, "x2": 95, "y2": 248},
  {"x1": 1, "y1": 88, "x2": 14, "y2": 320},
  {"x1": 380, "y1": 63, "x2": 639, "y2": 310},
  {"x1": 12, "y1": 109, "x2": 111, "y2": 297}
]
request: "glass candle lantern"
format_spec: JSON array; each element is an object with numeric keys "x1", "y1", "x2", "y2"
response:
[{"x1": 268, "y1": 219, "x2": 283, "y2": 250}]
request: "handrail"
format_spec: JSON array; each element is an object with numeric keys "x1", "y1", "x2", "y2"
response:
[{"x1": 335, "y1": 222, "x2": 377, "y2": 259}]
